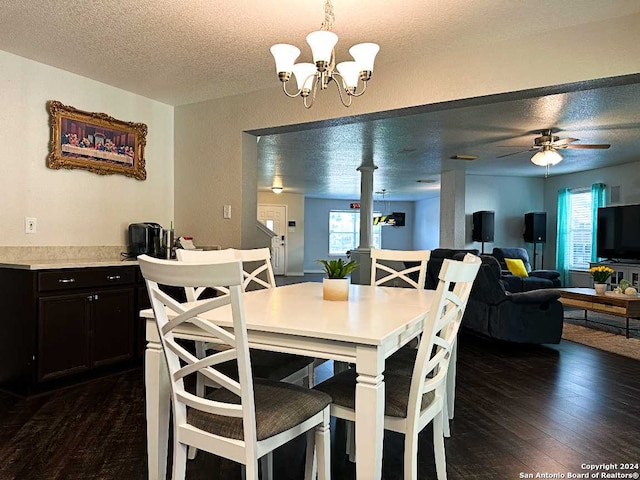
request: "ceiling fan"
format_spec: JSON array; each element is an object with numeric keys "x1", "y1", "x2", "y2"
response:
[{"x1": 497, "y1": 129, "x2": 611, "y2": 166}]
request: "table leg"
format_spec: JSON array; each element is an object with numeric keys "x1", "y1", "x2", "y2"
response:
[
  {"x1": 446, "y1": 340, "x2": 457, "y2": 420},
  {"x1": 626, "y1": 317, "x2": 630, "y2": 339},
  {"x1": 145, "y1": 321, "x2": 170, "y2": 480},
  {"x1": 355, "y1": 347, "x2": 384, "y2": 480}
]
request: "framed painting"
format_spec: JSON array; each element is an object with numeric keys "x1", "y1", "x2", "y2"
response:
[{"x1": 47, "y1": 100, "x2": 147, "y2": 180}]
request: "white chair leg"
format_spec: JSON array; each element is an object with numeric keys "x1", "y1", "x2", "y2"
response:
[
  {"x1": 316, "y1": 410, "x2": 331, "y2": 480},
  {"x1": 346, "y1": 420, "x2": 356, "y2": 463},
  {"x1": 433, "y1": 410, "x2": 447, "y2": 480},
  {"x1": 304, "y1": 429, "x2": 317, "y2": 480},
  {"x1": 447, "y1": 341, "x2": 458, "y2": 420},
  {"x1": 189, "y1": 341, "x2": 207, "y2": 460},
  {"x1": 403, "y1": 430, "x2": 419, "y2": 480},
  {"x1": 260, "y1": 453, "x2": 273, "y2": 480},
  {"x1": 306, "y1": 363, "x2": 316, "y2": 388},
  {"x1": 172, "y1": 441, "x2": 187, "y2": 480},
  {"x1": 245, "y1": 459, "x2": 259, "y2": 480},
  {"x1": 442, "y1": 395, "x2": 451, "y2": 438}
]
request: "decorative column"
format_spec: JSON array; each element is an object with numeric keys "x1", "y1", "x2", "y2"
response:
[
  {"x1": 350, "y1": 164, "x2": 378, "y2": 285},
  {"x1": 439, "y1": 170, "x2": 466, "y2": 248}
]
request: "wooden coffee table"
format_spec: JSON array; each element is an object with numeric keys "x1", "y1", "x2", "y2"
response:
[{"x1": 557, "y1": 287, "x2": 640, "y2": 338}]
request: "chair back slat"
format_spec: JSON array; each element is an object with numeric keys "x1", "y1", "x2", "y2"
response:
[
  {"x1": 139, "y1": 255, "x2": 260, "y2": 444},
  {"x1": 176, "y1": 249, "x2": 235, "y2": 299},
  {"x1": 407, "y1": 253, "x2": 481, "y2": 418},
  {"x1": 234, "y1": 248, "x2": 277, "y2": 291},
  {"x1": 370, "y1": 248, "x2": 431, "y2": 289}
]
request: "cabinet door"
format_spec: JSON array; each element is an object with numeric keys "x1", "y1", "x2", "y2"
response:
[
  {"x1": 38, "y1": 294, "x2": 91, "y2": 381},
  {"x1": 91, "y1": 288, "x2": 135, "y2": 367}
]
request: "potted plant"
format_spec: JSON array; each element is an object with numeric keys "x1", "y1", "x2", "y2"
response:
[
  {"x1": 317, "y1": 258, "x2": 359, "y2": 301},
  {"x1": 589, "y1": 265, "x2": 614, "y2": 294}
]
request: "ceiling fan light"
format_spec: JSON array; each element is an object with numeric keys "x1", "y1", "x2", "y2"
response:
[
  {"x1": 306, "y1": 31, "x2": 338, "y2": 65},
  {"x1": 531, "y1": 149, "x2": 563, "y2": 166},
  {"x1": 270, "y1": 44, "x2": 301, "y2": 75},
  {"x1": 349, "y1": 42, "x2": 380, "y2": 73}
]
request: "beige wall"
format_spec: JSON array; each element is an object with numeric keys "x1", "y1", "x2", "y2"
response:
[
  {"x1": 0, "y1": 50, "x2": 174, "y2": 247},
  {"x1": 174, "y1": 14, "x2": 640, "y2": 248},
  {"x1": 257, "y1": 191, "x2": 305, "y2": 276}
]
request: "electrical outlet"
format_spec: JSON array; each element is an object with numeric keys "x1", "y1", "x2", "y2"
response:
[
  {"x1": 25, "y1": 217, "x2": 37, "y2": 234},
  {"x1": 223, "y1": 205, "x2": 231, "y2": 219}
]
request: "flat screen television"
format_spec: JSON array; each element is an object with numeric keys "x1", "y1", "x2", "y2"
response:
[{"x1": 596, "y1": 204, "x2": 640, "y2": 260}]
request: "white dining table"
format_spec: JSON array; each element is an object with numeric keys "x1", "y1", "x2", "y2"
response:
[{"x1": 141, "y1": 281, "x2": 436, "y2": 480}]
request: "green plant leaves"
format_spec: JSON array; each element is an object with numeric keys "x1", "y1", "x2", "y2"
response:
[{"x1": 316, "y1": 258, "x2": 359, "y2": 279}]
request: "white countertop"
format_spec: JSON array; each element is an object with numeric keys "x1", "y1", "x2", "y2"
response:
[{"x1": 0, "y1": 258, "x2": 139, "y2": 270}]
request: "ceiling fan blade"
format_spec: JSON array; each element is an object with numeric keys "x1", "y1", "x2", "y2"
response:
[
  {"x1": 552, "y1": 137, "x2": 579, "y2": 146},
  {"x1": 496, "y1": 149, "x2": 535, "y2": 158},
  {"x1": 561, "y1": 144, "x2": 611, "y2": 149}
]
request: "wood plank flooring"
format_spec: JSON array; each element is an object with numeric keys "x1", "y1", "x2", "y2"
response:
[{"x1": 1, "y1": 332, "x2": 639, "y2": 479}]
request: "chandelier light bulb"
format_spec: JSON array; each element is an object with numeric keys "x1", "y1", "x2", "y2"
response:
[
  {"x1": 270, "y1": 44, "x2": 301, "y2": 76},
  {"x1": 349, "y1": 43, "x2": 380, "y2": 74},
  {"x1": 306, "y1": 31, "x2": 338, "y2": 66},
  {"x1": 336, "y1": 61, "x2": 360, "y2": 90},
  {"x1": 271, "y1": 187, "x2": 284, "y2": 194},
  {"x1": 292, "y1": 63, "x2": 318, "y2": 92}
]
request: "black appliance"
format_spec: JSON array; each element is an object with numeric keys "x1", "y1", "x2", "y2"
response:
[
  {"x1": 597, "y1": 204, "x2": 640, "y2": 260},
  {"x1": 128, "y1": 222, "x2": 163, "y2": 258}
]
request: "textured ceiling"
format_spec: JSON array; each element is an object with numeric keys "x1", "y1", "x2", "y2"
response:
[
  {"x1": 256, "y1": 78, "x2": 640, "y2": 200},
  {"x1": 2, "y1": 1, "x2": 639, "y2": 201},
  {"x1": 1, "y1": 0, "x2": 639, "y2": 105}
]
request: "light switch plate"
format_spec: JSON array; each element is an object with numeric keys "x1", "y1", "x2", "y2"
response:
[
  {"x1": 25, "y1": 217, "x2": 37, "y2": 234},
  {"x1": 223, "y1": 205, "x2": 231, "y2": 219}
]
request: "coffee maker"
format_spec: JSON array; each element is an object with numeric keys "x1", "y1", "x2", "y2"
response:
[{"x1": 128, "y1": 223, "x2": 163, "y2": 258}]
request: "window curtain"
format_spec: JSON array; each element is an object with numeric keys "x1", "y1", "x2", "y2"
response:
[
  {"x1": 591, "y1": 182, "x2": 607, "y2": 262},
  {"x1": 556, "y1": 188, "x2": 570, "y2": 287}
]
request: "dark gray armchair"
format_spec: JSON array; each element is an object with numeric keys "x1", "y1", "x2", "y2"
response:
[
  {"x1": 462, "y1": 256, "x2": 563, "y2": 344},
  {"x1": 491, "y1": 247, "x2": 561, "y2": 293}
]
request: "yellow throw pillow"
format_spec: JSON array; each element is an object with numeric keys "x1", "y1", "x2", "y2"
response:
[{"x1": 505, "y1": 258, "x2": 529, "y2": 277}]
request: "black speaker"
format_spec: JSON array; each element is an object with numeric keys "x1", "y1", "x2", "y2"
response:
[
  {"x1": 472, "y1": 211, "x2": 495, "y2": 242},
  {"x1": 524, "y1": 212, "x2": 547, "y2": 243}
]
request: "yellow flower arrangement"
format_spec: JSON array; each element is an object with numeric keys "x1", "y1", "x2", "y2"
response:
[{"x1": 589, "y1": 265, "x2": 614, "y2": 283}]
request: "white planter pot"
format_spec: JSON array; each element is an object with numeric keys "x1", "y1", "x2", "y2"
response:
[
  {"x1": 323, "y1": 278, "x2": 349, "y2": 301},
  {"x1": 594, "y1": 283, "x2": 607, "y2": 295}
]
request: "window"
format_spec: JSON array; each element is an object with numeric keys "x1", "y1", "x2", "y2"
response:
[
  {"x1": 329, "y1": 211, "x2": 381, "y2": 255},
  {"x1": 566, "y1": 188, "x2": 592, "y2": 269}
]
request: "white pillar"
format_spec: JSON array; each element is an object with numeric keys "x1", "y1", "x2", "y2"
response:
[
  {"x1": 439, "y1": 170, "x2": 466, "y2": 248},
  {"x1": 350, "y1": 164, "x2": 378, "y2": 285}
]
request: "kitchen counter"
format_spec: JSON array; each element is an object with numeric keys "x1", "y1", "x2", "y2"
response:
[{"x1": 0, "y1": 258, "x2": 138, "y2": 270}]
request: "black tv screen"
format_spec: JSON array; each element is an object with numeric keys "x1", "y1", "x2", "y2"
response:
[{"x1": 597, "y1": 204, "x2": 640, "y2": 260}]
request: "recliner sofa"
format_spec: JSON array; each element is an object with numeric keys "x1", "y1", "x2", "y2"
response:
[
  {"x1": 462, "y1": 255, "x2": 563, "y2": 344},
  {"x1": 491, "y1": 247, "x2": 561, "y2": 293}
]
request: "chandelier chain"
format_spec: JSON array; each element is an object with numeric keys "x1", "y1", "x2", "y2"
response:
[{"x1": 321, "y1": 0, "x2": 335, "y2": 31}]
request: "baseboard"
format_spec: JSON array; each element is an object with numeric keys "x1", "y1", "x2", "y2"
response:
[{"x1": 305, "y1": 269, "x2": 325, "y2": 274}]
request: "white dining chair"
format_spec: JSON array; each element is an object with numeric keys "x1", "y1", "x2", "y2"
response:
[
  {"x1": 315, "y1": 253, "x2": 480, "y2": 480},
  {"x1": 370, "y1": 248, "x2": 431, "y2": 289},
  {"x1": 139, "y1": 255, "x2": 331, "y2": 480}
]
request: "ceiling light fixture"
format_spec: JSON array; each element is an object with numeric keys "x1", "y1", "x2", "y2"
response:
[
  {"x1": 530, "y1": 146, "x2": 563, "y2": 167},
  {"x1": 271, "y1": 186, "x2": 284, "y2": 194},
  {"x1": 270, "y1": 0, "x2": 379, "y2": 109}
]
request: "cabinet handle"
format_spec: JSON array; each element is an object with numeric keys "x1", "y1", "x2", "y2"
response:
[
  {"x1": 88, "y1": 295, "x2": 93, "y2": 302},
  {"x1": 94, "y1": 294, "x2": 99, "y2": 301},
  {"x1": 58, "y1": 278, "x2": 76, "y2": 284},
  {"x1": 107, "y1": 275, "x2": 121, "y2": 281}
]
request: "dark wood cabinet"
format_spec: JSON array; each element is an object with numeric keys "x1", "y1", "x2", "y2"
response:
[{"x1": 0, "y1": 264, "x2": 139, "y2": 395}]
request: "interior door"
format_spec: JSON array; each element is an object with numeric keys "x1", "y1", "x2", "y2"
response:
[{"x1": 258, "y1": 204, "x2": 287, "y2": 275}]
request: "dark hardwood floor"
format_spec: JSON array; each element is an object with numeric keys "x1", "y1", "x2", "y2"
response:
[{"x1": 1, "y1": 332, "x2": 639, "y2": 480}]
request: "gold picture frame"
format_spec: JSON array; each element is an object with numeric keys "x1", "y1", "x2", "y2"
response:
[{"x1": 47, "y1": 100, "x2": 147, "y2": 180}]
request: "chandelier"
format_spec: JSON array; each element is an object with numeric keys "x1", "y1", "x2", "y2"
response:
[{"x1": 270, "y1": 0, "x2": 380, "y2": 109}]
